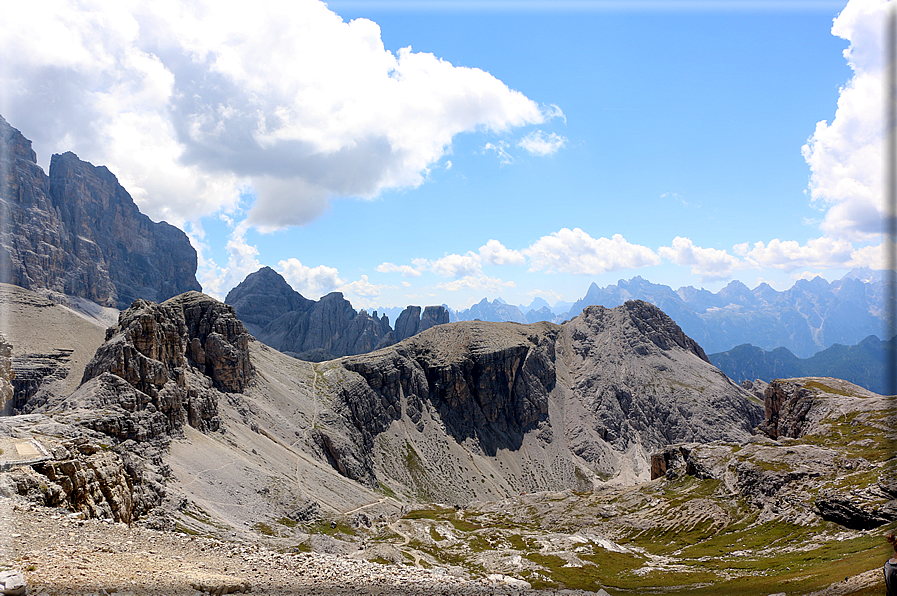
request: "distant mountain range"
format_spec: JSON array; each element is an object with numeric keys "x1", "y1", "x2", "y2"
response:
[
  {"x1": 709, "y1": 335, "x2": 896, "y2": 395},
  {"x1": 450, "y1": 270, "x2": 891, "y2": 359}
]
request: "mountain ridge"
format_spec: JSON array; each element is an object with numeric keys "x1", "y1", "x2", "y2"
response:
[
  {"x1": 454, "y1": 270, "x2": 890, "y2": 358},
  {"x1": 225, "y1": 266, "x2": 449, "y2": 361},
  {"x1": 709, "y1": 334, "x2": 896, "y2": 395}
]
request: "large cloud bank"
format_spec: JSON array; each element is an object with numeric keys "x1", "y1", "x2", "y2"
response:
[
  {"x1": 803, "y1": 0, "x2": 890, "y2": 240},
  {"x1": 0, "y1": 0, "x2": 548, "y2": 229}
]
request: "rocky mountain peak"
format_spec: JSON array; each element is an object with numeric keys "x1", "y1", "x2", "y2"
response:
[
  {"x1": 1, "y1": 114, "x2": 37, "y2": 163},
  {"x1": 0, "y1": 115, "x2": 201, "y2": 309},
  {"x1": 578, "y1": 300, "x2": 709, "y2": 363},
  {"x1": 223, "y1": 266, "x2": 311, "y2": 335}
]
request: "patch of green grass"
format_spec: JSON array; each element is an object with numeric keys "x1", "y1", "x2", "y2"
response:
[
  {"x1": 507, "y1": 533, "x2": 529, "y2": 551},
  {"x1": 306, "y1": 519, "x2": 357, "y2": 536},
  {"x1": 429, "y1": 525, "x2": 444, "y2": 541},
  {"x1": 804, "y1": 380, "x2": 857, "y2": 397},
  {"x1": 449, "y1": 517, "x2": 482, "y2": 532},
  {"x1": 661, "y1": 477, "x2": 723, "y2": 507},
  {"x1": 404, "y1": 507, "x2": 455, "y2": 520},
  {"x1": 253, "y1": 522, "x2": 276, "y2": 536},
  {"x1": 524, "y1": 551, "x2": 652, "y2": 591},
  {"x1": 173, "y1": 523, "x2": 201, "y2": 536},
  {"x1": 403, "y1": 505, "x2": 481, "y2": 532},
  {"x1": 377, "y1": 482, "x2": 397, "y2": 499},
  {"x1": 276, "y1": 517, "x2": 297, "y2": 528}
]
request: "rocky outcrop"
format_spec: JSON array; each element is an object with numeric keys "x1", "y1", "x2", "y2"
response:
[
  {"x1": 74, "y1": 292, "x2": 253, "y2": 439},
  {"x1": 649, "y1": 378, "x2": 896, "y2": 530},
  {"x1": 3, "y1": 434, "x2": 164, "y2": 524},
  {"x1": 226, "y1": 267, "x2": 448, "y2": 361},
  {"x1": 756, "y1": 379, "x2": 816, "y2": 439},
  {"x1": 167, "y1": 292, "x2": 254, "y2": 393},
  {"x1": 0, "y1": 115, "x2": 201, "y2": 309},
  {"x1": 394, "y1": 305, "x2": 450, "y2": 342},
  {"x1": 0, "y1": 334, "x2": 13, "y2": 414},
  {"x1": 815, "y1": 493, "x2": 897, "y2": 530}
]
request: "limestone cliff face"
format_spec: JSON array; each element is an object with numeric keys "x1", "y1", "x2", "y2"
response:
[
  {"x1": 0, "y1": 115, "x2": 201, "y2": 309},
  {"x1": 225, "y1": 267, "x2": 449, "y2": 361},
  {"x1": 340, "y1": 321, "x2": 556, "y2": 446}
]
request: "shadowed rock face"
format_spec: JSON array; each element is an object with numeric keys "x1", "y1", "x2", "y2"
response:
[
  {"x1": 0, "y1": 115, "x2": 201, "y2": 309},
  {"x1": 340, "y1": 321, "x2": 557, "y2": 454},
  {"x1": 225, "y1": 267, "x2": 449, "y2": 361}
]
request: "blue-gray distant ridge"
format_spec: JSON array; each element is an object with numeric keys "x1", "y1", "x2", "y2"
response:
[{"x1": 456, "y1": 270, "x2": 891, "y2": 359}]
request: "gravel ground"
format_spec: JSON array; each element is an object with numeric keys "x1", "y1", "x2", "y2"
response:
[{"x1": 0, "y1": 498, "x2": 590, "y2": 596}]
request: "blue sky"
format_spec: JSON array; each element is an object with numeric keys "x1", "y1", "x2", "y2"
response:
[{"x1": 0, "y1": 0, "x2": 889, "y2": 310}]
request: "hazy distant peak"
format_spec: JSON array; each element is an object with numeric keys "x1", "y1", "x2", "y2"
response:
[{"x1": 843, "y1": 267, "x2": 886, "y2": 284}]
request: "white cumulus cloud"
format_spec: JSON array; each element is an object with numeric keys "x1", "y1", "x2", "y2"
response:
[
  {"x1": 734, "y1": 236, "x2": 881, "y2": 271},
  {"x1": 524, "y1": 228, "x2": 660, "y2": 274},
  {"x1": 658, "y1": 236, "x2": 740, "y2": 281},
  {"x1": 479, "y1": 239, "x2": 525, "y2": 266},
  {"x1": 517, "y1": 130, "x2": 566, "y2": 156},
  {"x1": 437, "y1": 275, "x2": 515, "y2": 293},
  {"x1": 426, "y1": 253, "x2": 483, "y2": 278},
  {"x1": 278, "y1": 257, "x2": 344, "y2": 298},
  {"x1": 0, "y1": 0, "x2": 549, "y2": 230},
  {"x1": 377, "y1": 262, "x2": 423, "y2": 277},
  {"x1": 801, "y1": 0, "x2": 889, "y2": 240}
]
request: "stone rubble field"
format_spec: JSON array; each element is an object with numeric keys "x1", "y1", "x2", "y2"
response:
[{"x1": 0, "y1": 498, "x2": 601, "y2": 596}]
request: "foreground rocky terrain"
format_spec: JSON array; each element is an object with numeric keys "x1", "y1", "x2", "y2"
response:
[{"x1": 0, "y1": 376, "x2": 891, "y2": 594}]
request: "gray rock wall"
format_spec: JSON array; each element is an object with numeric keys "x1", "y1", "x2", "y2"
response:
[{"x1": 0, "y1": 115, "x2": 201, "y2": 309}]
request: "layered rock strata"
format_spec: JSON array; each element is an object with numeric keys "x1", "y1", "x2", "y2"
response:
[{"x1": 0, "y1": 115, "x2": 200, "y2": 309}]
